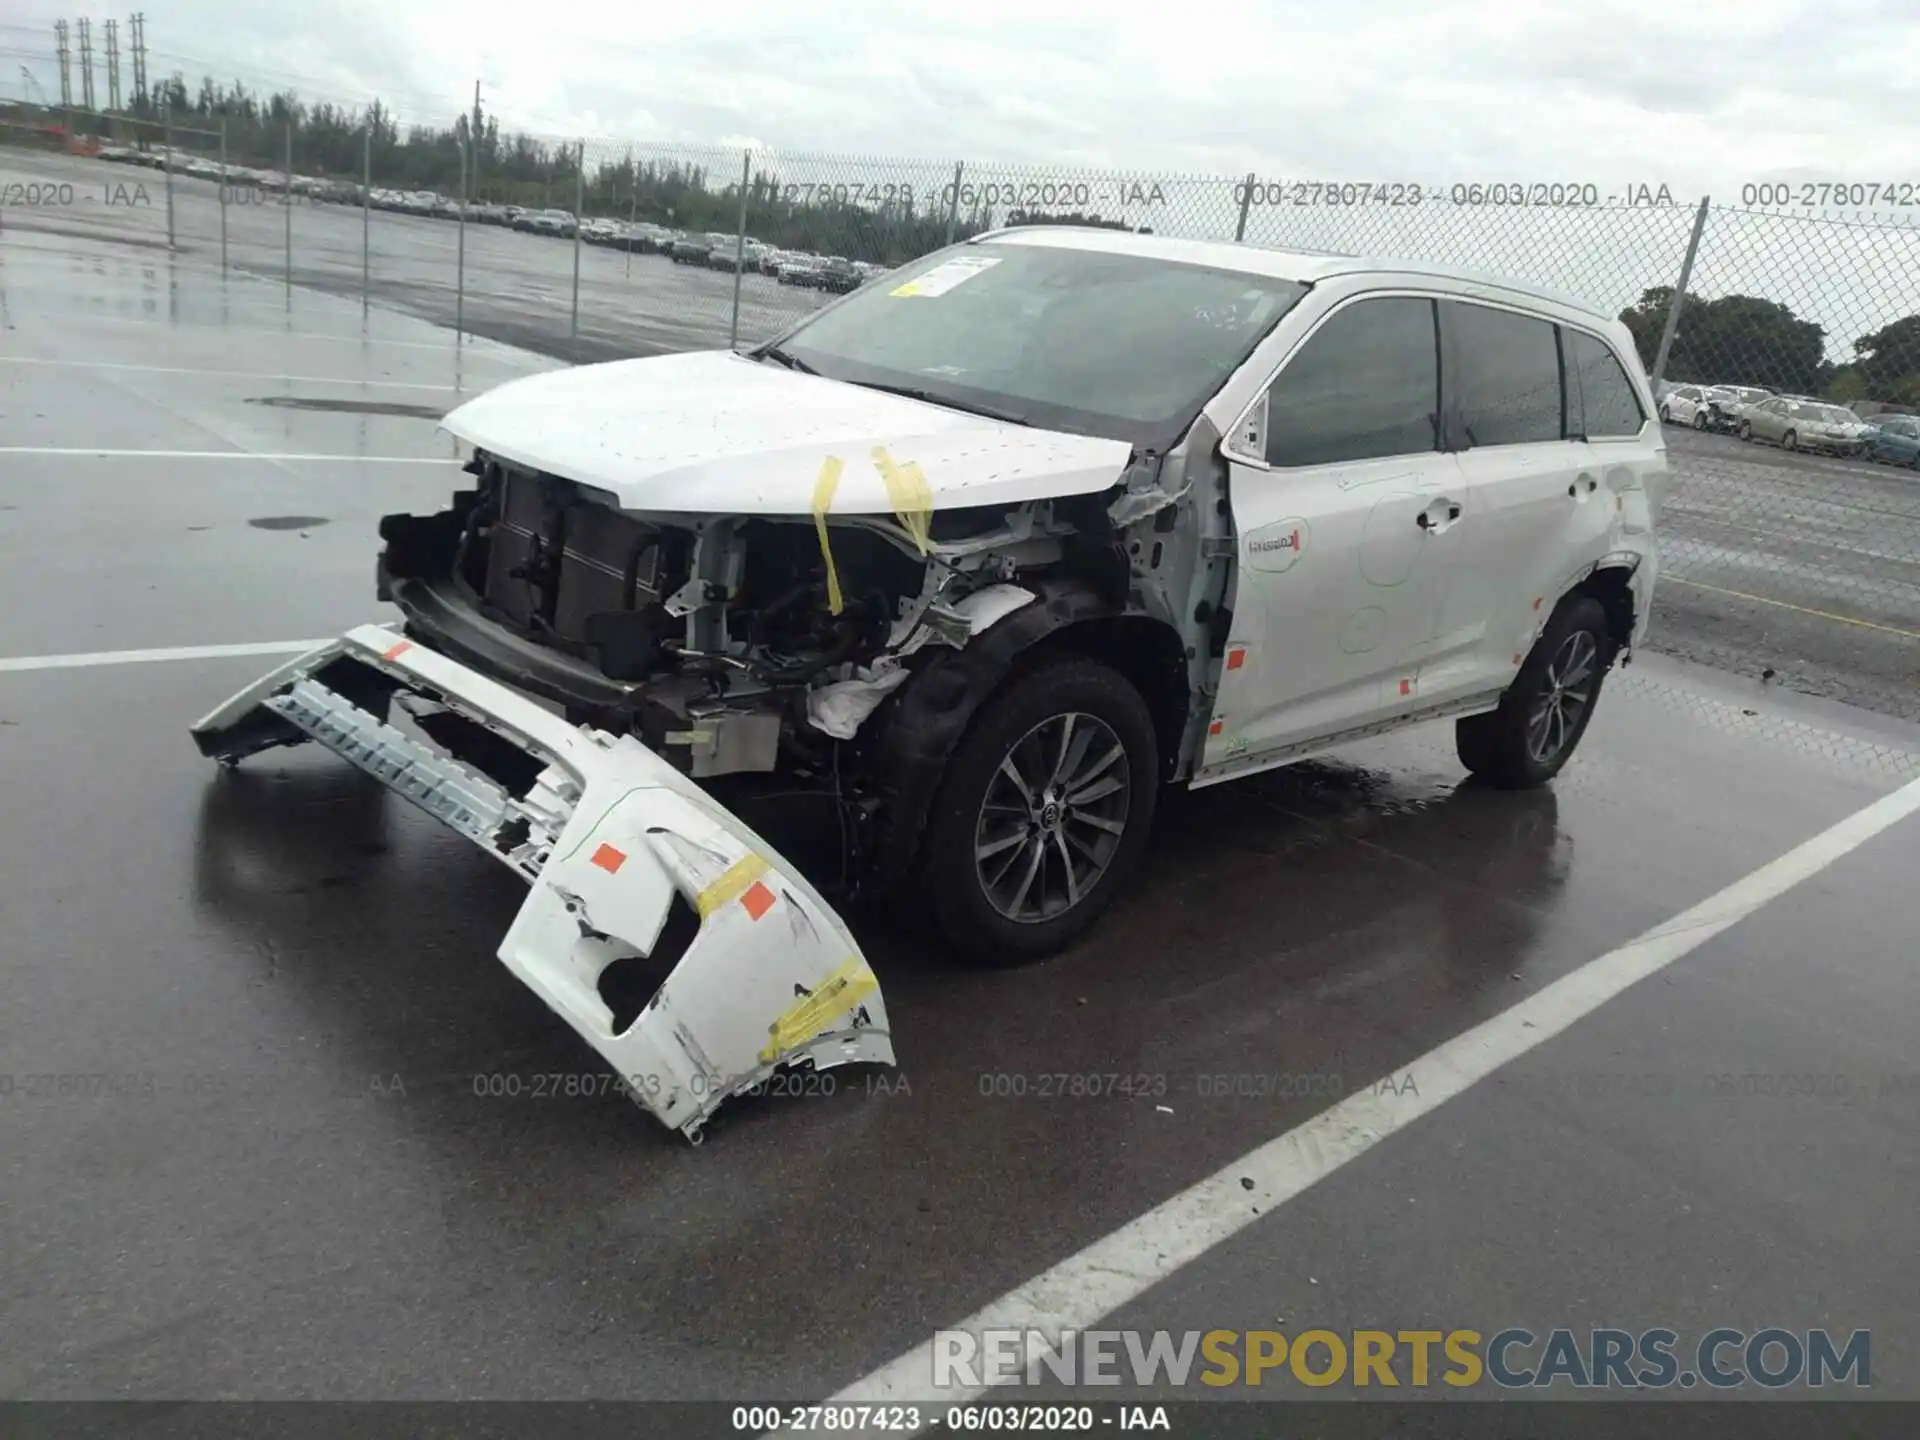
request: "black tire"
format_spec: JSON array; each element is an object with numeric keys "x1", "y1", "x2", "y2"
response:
[
  {"x1": 1783, "y1": 429, "x2": 1798, "y2": 451},
  {"x1": 1739, "y1": 421, "x2": 1753, "y2": 441},
  {"x1": 916, "y1": 657, "x2": 1159, "y2": 966},
  {"x1": 1659, "y1": 406, "x2": 1672, "y2": 423},
  {"x1": 1455, "y1": 595, "x2": 1613, "y2": 789},
  {"x1": 1691, "y1": 411, "x2": 1708, "y2": 430}
]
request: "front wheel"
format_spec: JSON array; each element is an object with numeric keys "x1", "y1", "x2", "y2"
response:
[
  {"x1": 1783, "y1": 429, "x2": 1799, "y2": 451},
  {"x1": 1456, "y1": 596, "x2": 1613, "y2": 789},
  {"x1": 1739, "y1": 422, "x2": 1753, "y2": 441},
  {"x1": 917, "y1": 657, "x2": 1160, "y2": 965},
  {"x1": 1659, "y1": 406, "x2": 1672, "y2": 423}
]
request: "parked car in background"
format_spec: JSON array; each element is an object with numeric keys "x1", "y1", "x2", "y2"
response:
[
  {"x1": 669, "y1": 233, "x2": 713, "y2": 264},
  {"x1": 530, "y1": 209, "x2": 578, "y2": 238},
  {"x1": 502, "y1": 205, "x2": 528, "y2": 228},
  {"x1": 1704, "y1": 385, "x2": 1771, "y2": 431},
  {"x1": 1865, "y1": 413, "x2": 1920, "y2": 467},
  {"x1": 816, "y1": 256, "x2": 862, "y2": 293},
  {"x1": 627, "y1": 223, "x2": 673, "y2": 253},
  {"x1": 1658, "y1": 384, "x2": 1714, "y2": 428},
  {"x1": 581, "y1": 218, "x2": 623, "y2": 246},
  {"x1": 777, "y1": 255, "x2": 826, "y2": 286},
  {"x1": 705, "y1": 233, "x2": 750, "y2": 270},
  {"x1": 1740, "y1": 397, "x2": 1874, "y2": 455}
]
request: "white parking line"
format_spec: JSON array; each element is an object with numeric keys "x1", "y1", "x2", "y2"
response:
[
  {"x1": 0, "y1": 356, "x2": 465, "y2": 391},
  {"x1": 798, "y1": 773, "x2": 1920, "y2": 1424},
  {"x1": 0, "y1": 639, "x2": 329, "y2": 673},
  {"x1": 0, "y1": 448, "x2": 459, "y2": 462}
]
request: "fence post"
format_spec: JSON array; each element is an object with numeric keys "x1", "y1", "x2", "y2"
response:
[
  {"x1": 217, "y1": 117, "x2": 228, "y2": 273},
  {"x1": 283, "y1": 119, "x2": 293, "y2": 296},
  {"x1": 570, "y1": 141, "x2": 584, "y2": 353},
  {"x1": 456, "y1": 136, "x2": 468, "y2": 342},
  {"x1": 1234, "y1": 172, "x2": 1255, "y2": 243},
  {"x1": 361, "y1": 126, "x2": 371, "y2": 314},
  {"x1": 1652, "y1": 196, "x2": 1711, "y2": 385},
  {"x1": 162, "y1": 108, "x2": 175, "y2": 250},
  {"x1": 729, "y1": 149, "x2": 750, "y2": 349},
  {"x1": 626, "y1": 183, "x2": 636, "y2": 280},
  {"x1": 943, "y1": 161, "x2": 963, "y2": 246}
]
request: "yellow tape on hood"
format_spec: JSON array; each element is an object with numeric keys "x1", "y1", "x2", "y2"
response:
[
  {"x1": 758, "y1": 957, "x2": 880, "y2": 1064},
  {"x1": 871, "y1": 445, "x2": 934, "y2": 555},
  {"x1": 811, "y1": 455, "x2": 846, "y2": 615}
]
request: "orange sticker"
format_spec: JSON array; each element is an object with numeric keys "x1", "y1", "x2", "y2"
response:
[
  {"x1": 1512, "y1": 652, "x2": 1524, "y2": 665},
  {"x1": 1226, "y1": 648, "x2": 1246, "y2": 671},
  {"x1": 1532, "y1": 597, "x2": 1543, "y2": 612},
  {"x1": 741, "y1": 881, "x2": 776, "y2": 921},
  {"x1": 1208, "y1": 719, "x2": 1224, "y2": 736},
  {"x1": 590, "y1": 843, "x2": 626, "y2": 874},
  {"x1": 383, "y1": 640, "x2": 414, "y2": 661},
  {"x1": 1398, "y1": 678, "x2": 1412, "y2": 696}
]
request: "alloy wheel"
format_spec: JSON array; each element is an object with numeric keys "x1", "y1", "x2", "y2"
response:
[
  {"x1": 973, "y1": 712, "x2": 1131, "y2": 923},
  {"x1": 1525, "y1": 630, "x2": 1600, "y2": 765}
]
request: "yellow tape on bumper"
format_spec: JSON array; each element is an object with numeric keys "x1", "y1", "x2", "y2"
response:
[
  {"x1": 695, "y1": 853, "x2": 771, "y2": 920},
  {"x1": 758, "y1": 957, "x2": 881, "y2": 1064},
  {"x1": 871, "y1": 445, "x2": 934, "y2": 555},
  {"x1": 811, "y1": 455, "x2": 846, "y2": 615}
]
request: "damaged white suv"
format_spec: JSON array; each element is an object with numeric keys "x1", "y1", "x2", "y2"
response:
[{"x1": 193, "y1": 227, "x2": 1666, "y2": 1139}]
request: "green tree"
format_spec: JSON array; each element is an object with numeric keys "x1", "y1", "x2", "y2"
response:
[{"x1": 1618, "y1": 287, "x2": 1828, "y2": 391}]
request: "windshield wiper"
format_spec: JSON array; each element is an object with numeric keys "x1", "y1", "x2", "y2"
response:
[
  {"x1": 755, "y1": 344, "x2": 817, "y2": 375},
  {"x1": 846, "y1": 381, "x2": 1028, "y2": 426}
]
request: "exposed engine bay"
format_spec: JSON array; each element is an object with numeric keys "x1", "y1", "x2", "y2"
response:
[{"x1": 375, "y1": 450, "x2": 1134, "y2": 783}]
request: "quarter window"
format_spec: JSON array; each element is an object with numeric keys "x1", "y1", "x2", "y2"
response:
[
  {"x1": 1564, "y1": 330, "x2": 1645, "y2": 438},
  {"x1": 1445, "y1": 301, "x2": 1564, "y2": 446},
  {"x1": 1263, "y1": 297, "x2": 1440, "y2": 466}
]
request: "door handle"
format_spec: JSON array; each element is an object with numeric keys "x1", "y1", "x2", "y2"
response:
[{"x1": 1416, "y1": 501, "x2": 1463, "y2": 531}]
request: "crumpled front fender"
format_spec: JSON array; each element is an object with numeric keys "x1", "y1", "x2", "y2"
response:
[{"x1": 189, "y1": 623, "x2": 894, "y2": 1143}]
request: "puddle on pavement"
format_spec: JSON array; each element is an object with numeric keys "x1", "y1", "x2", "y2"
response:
[
  {"x1": 247, "y1": 516, "x2": 331, "y2": 531},
  {"x1": 245, "y1": 397, "x2": 446, "y2": 420}
]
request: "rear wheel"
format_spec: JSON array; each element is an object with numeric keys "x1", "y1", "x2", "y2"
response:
[
  {"x1": 917, "y1": 657, "x2": 1160, "y2": 965},
  {"x1": 1739, "y1": 421, "x2": 1753, "y2": 441},
  {"x1": 1659, "y1": 405, "x2": 1672, "y2": 423},
  {"x1": 1456, "y1": 596, "x2": 1612, "y2": 789},
  {"x1": 1783, "y1": 429, "x2": 1799, "y2": 451}
]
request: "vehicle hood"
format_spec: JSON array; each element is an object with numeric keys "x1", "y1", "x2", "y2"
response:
[{"x1": 440, "y1": 349, "x2": 1134, "y2": 516}]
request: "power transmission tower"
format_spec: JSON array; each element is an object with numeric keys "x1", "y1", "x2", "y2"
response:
[
  {"x1": 105, "y1": 19, "x2": 121, "y2": 111},
  {"x1": 78, "y1": 18, "x2": 95, "y2": 112},
  {"x1": 129, "y1": 12, "x2": 147, "y2": 111},
  {"x1": 54, "y1": 20, "x2": 72, "y2": 108}
]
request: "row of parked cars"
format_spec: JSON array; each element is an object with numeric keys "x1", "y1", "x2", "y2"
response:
[
  {"x1": 89, "y1": 148, "x2": 897, "y2": 287},
  {"x1": 1653, "y1": 380, "x2": 1919, "y2": 467}
]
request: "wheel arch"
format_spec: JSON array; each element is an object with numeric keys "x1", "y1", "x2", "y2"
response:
[
  {"x1": 867, "y1": 580, "x2": 1186, "y2": 888},
  {"x1": 1561, "y1": 562, "x2": 1638, "y2": 657}
]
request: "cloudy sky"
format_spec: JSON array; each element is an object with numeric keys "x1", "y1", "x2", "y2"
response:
[
  {"x1": 7, "y1": 0, "x2": 1919, "y2": 192},
  {"x1": 5, "y1": 1, "x2": 1918, "y2": 345}
]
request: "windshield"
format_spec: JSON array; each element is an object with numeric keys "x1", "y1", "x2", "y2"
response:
[{"x1": 771, "y1": 241, "x2": 1309, "y2": 445}]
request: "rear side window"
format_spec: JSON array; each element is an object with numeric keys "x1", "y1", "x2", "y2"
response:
[
  {"x1": 1264, "y1": 297, "x2": 1440, "y2": 466},
  {"x1": 1565, "y1": 330, "x2": 1645, "y2": 438},
  {"x1": 1445, "y1": 301, "x2": 1564, "y2": 446}
]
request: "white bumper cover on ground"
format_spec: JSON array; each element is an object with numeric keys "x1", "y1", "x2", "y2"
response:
[{"x1": 190, "y1": 623, "x2": 894, "y2": 1143}]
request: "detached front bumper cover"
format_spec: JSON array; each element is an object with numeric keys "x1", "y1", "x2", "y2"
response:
[{"x1": 190, "y1": 624, "x2": 894, "y2": 1143}]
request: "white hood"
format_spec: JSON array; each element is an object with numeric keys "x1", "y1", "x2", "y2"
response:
[{"x1": 440, "y1": 350, "x2": 1134, "y2": 516}]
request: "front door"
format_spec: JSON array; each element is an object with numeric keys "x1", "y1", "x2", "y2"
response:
[{"x1": 1203, "y1": 294, "x2": 1469, "y2": 766}]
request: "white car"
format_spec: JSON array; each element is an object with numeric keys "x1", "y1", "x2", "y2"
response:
[
  {"x1": 192, "y1": 228, "x2": 1666, "y2": 1142},
  {"x1": 1658, "y1": 384, "x2": 1715, "y2": 427}
]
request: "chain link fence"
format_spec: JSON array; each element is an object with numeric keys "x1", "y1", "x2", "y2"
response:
[{"x1": 4, "y1": 100, "x2": 1916, "y2": 720}]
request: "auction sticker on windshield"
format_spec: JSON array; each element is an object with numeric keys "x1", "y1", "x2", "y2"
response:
[{"x1": 891, "y1": 255, "x2": 1002, "y2": 297}]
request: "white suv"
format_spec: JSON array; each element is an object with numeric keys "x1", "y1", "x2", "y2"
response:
[{"x1": 193, "y1": 228, "x2": 1667, "y2": 1140}]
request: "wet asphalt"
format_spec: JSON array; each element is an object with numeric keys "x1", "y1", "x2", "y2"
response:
[{"x1": 1, "y1": 220, "x2": 1919, "y2": 1409}]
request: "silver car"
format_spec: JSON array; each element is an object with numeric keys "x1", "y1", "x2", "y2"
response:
[{"x1": 1739, "y1": 397, "x2": 1872, "y2": 456}]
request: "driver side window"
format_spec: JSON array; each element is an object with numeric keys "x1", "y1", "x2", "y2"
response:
[{"x1": 1262, "y1": 297, "x2": 1441, "y2": 467}]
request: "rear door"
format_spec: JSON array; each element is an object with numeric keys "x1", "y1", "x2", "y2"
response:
[
  {"x1": 1435, "y1": 298, "x2": 1583, "y2": 701},
  {"x1": 1204, "y1": 293, "x2": 1467, "y2": 763}
]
